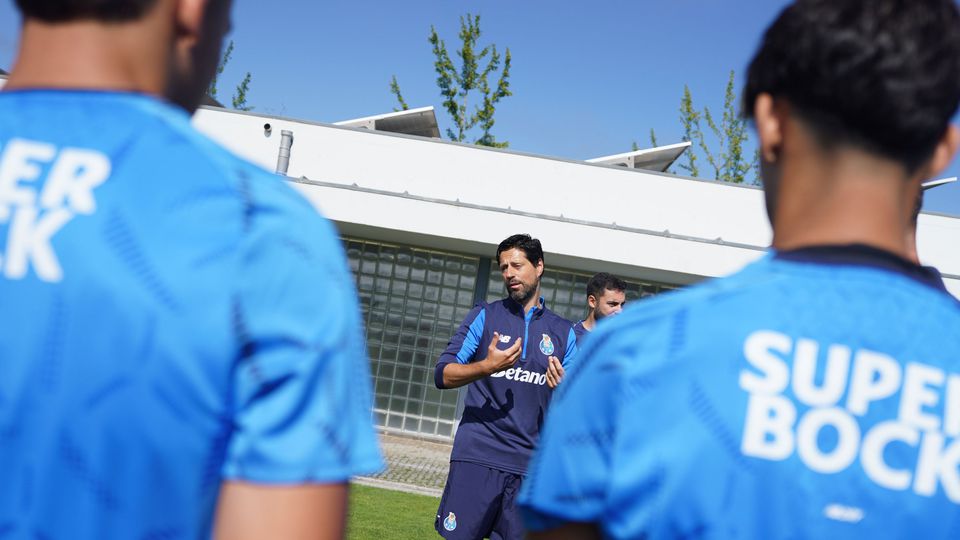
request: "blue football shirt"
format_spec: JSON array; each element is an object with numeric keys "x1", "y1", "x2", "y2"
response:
[
  {"x1": 0, "y1": 90, "x2": 383, "y2": 539},
  {"x1": 519, "y1": 245, "x2": 960, "y2": 539}
]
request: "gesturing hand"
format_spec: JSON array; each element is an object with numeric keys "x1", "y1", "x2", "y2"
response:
[
  {"x1": 546, "y1": 356, "x2": 565, "y2": 388},
  {"x1": 484, "y1": 332, "x2": 522, "y2": 375}
]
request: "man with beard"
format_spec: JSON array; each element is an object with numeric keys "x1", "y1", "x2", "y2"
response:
[
  {"x1": 518, "y1": 0, "x2": 960, "y2": 538},
  {"x1": 0, "y1": 0, "x2": 382, "y2": 538},
  {"x1": 433, "y1": 233, "x2": 578, "y2": 540},
  {"x1": 572, "y1": 272, "x2": 627, "y2": 345}
]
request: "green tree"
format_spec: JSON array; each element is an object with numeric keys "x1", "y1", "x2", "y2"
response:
[
  {"x1": 208, "y1": 40, "x2": 254, "y2": 111},
  {"x1": 678, "y1": 85, "x2": 702, "y2": 178},
  {"x1": 679, "y1": 71, "x2": 754, "y2": 184},
  {"x1": 644, "y1": 71, "x2": 757, "y2": 182},
  {"x1": 391, "y1": 14, "x2": 512, "y2": 147},
  {"x1": 390, "y1": 75, "x2": 410, "y2": 112}
]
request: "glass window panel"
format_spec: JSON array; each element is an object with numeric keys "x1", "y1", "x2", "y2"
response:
[
  {"x1": 405, "y1": 399, "x2": 424, "y2": 417},
  {"x1": 442, "y1": 271, "x2": 459, "y2": 288},
  {"x1": 422, "y1": 403, "x2": 440, "y2": 418},
  {"x1": 403, "y1": 416, "x2": 421, "y2": 432},
  {"x1": 441, "y1": 391, "x2": 460, "y2": 407},
  {"x1": 440, "y1": 288, "x2": 457, "y2": 304},
  {"x1": 424, "y1": 388, "x2": 443, "y2": 406},
  {"x1": 377, "y1": 363, "x2": 395, "y2": 380}
]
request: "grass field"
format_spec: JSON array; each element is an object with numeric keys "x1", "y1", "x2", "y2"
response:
[{"x1": 348, "y1": 484, "x2": 441, "y2": 539}]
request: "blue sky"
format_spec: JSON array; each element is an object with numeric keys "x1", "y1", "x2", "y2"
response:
[{"x1": 2, "y1": 0, "x2": 960, "y2": 215}]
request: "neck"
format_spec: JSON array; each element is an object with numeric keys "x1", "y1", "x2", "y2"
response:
[
  {"x1": 770, "y1": 144, "x2": 918, "y2": 259},
  {"x1": 6, "y1": 16, "x2": 173, "y2": 96},
  {"x1": 582, "y1": 314, "x2": 596, "y2": 331},
  {"x1": 520, "y1": 286, "x2": 541, "y2": 314}
]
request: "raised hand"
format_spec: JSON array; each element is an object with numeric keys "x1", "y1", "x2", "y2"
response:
[
  {"x1": 546, "y1": 356, "x2": 565, "y2": 388},
  {"x1": 484, "y1": 332, "x2": 522, "y2": 375}
]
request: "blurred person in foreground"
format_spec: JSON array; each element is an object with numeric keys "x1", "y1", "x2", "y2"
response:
[
  {"x1": 0, "y1": 0, "x2": 382, "y2": 538},
  {"x1": 518, "y1": 0, "x2": 960, "y2": 538}
]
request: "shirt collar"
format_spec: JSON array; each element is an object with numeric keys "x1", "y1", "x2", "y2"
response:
[{"x1": 773, "y1": 243, "x2": 948, "y2": 293}]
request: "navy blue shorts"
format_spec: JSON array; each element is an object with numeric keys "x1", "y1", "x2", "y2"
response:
[{"x1": 435, "y1": 460, "x2": 525, "y2": 540}]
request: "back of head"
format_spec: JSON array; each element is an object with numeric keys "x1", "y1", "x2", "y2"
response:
[
  {"x1": 744, "y1": 0, "x2": 960, "y2": 171},
  {"x1": 14, "y1": 0, "x2": 158, "y2": 22},
  {"x1": 10, "y1": 0, "x2": 231, "y2": 112}
]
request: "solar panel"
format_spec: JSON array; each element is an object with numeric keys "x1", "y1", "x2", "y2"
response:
[{"x1": 585, "y1": 141, "x2": 692, "y2": 173}]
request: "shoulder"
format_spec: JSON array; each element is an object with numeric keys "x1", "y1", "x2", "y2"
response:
[
  {"x1": 573, "y1": 259, "x2": 784, "y2": 372},
  {"x1": 151, "y1": 108, "x2": 346, "y2": 276},
  {"x1": 541, "y1": 307, "x2": 575, "y2": 331}
]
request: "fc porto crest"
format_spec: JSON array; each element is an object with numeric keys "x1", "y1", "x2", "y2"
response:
[
  {"x1": 539, "y1": 333, "x2": 555, "y2": 355},
  {"x1": 443, "y1": 512, "x2": 457, "y2": 531}
]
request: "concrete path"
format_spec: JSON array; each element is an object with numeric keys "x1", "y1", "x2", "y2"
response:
[{"x1": 356, "y1": 433, "x2": 452, "y2": 498}]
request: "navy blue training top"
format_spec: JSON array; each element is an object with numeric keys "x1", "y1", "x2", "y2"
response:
[
  {"x1": 435, "y1": 297, "x2": 578, "y2": 475},
  {"x1": 573, "y1": 320, "x2": 589, "y2": 345}
]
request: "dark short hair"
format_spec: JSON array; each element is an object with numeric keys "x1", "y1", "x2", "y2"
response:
[
  {"x1": 586, "y1": 272, "x2": 627, "y2": 299},
  {"x1": 496, "y1": 234, "x2": 544, "y2": 267},
  {"x1": 14, "y1": 0, "x2": 159, "y2": 22},
  {"x1": 743, "y1": 0, "x2": 960, "y2": 172}
]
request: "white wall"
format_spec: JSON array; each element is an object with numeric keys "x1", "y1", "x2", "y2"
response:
[{"x1": 193, "y1": 106, "x2": 960, "y2": 296}]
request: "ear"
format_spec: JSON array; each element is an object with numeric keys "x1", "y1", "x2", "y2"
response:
[
  {"x1": 587, "y1": 294, "x2": 597, "y2": 310},
  {"x1": 536, "y1": 259, "x2": 544, "y2": 278},
  {"x1": 922, "y1": 125, "x2": 960, "y2": 181},
  {"x1": 174, "y1": 0, "x2": 207, "y2": 39},
  {"x1": 754, "y1": 93, "x2": 783, "y2": 163}
]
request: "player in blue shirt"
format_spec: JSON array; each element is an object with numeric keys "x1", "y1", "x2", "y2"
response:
[
  {"x1": 434, "y1": 234, "x2": 577, "y2": 540},
  {"x1": 0, "y1": 1, "x2": 382, "y2": 538},
  {"x1": 572, "y1": 272, "x2": 627, "y2": 345},
  {"x1": 519, "y1": 0, "x2": 960, "y2": 538}
]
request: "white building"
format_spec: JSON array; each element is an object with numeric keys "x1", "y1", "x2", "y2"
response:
[{"x1": 186, "y1": 104, "x2": 960, "y2": 442}]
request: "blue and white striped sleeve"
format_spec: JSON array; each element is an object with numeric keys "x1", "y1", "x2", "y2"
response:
[{"x1": 434, "y1": 304, "x2": 486, "y2": 388}]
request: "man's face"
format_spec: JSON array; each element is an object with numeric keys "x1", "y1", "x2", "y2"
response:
[
  {"x1": 589, "y1": 288, "x2": 626, "y2": 321},
  {"x1": 499, "y1": 248, "x2": 542, "y2": 306}
]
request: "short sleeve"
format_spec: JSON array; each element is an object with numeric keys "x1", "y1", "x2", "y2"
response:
[
  {"x1": 561, "y1": 326, "x2": 578, "y2": 368},
  {"x1": 222, "y1": 184, "x2": 383, "y2": 483},
  {"x1": 434, "y1": 304, "x2": 486, "y2": 388},
  {"x1": 518, "y1": 313, "x2": 672, "y2": 535}
]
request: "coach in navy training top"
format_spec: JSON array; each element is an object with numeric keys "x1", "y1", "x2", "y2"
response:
[
  {"x1": 433, "y1": 234, "x2": 577, "y2": 540},
  {"x1": 572, "y1": 272, "x2": 627, "y2": 345}
]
